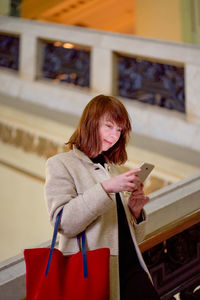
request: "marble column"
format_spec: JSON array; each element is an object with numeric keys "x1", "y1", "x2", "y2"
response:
[
  {"x1": 90, "y1": 47, "x2": 113, "y2": 94},
  {"x1": 185, "y1": 63, "x2": 200, "y2": 125},
  {"x1": 19, "y1": 33, "x2": 38, "y2": 81}
]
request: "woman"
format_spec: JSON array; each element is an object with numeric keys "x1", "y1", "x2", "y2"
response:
[{"x1": 45, "y1": 94, "x2": 160, "y2": 300}]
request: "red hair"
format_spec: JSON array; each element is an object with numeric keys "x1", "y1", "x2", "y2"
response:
[{"x1": 66, "y1": 94, "x2": 132, "y2": 164}]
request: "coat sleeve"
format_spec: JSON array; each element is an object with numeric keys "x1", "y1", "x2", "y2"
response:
[
  {"x1": 44, "y1": 156, "x2": 115, "y2": 237},
  {"x1": 129, "y1": 209, "x2": 148, "y2": 243},
  {"x1": 121, "y1": 191, "x2": 148, "y2": 244}
]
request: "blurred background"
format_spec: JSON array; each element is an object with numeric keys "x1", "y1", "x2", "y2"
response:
[{"x1": 0, "y1": 1, "x2": 200, "y2": 299}]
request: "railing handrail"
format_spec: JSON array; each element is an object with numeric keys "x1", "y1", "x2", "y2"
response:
[
  {"x1": 144, "y1": 171, "x2": 200, "y2": 236},
  {"x1": 1, "y1": 15, "x2": 200, "y2": 64},
  {"x1": 140, "y1": 208, "x2": 200, "y2": 252}
]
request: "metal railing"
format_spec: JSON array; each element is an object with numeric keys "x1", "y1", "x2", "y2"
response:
[{"x1": 140, "y1": 210, "x2": 200, "y2": 299}]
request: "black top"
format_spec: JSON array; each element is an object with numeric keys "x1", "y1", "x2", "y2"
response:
[
  {"x1": 90, "y1": 155, "x2": 160, "y2": 300},
  {"x1": 90, "y1": 155, "x2": 141, "y2": 272}
]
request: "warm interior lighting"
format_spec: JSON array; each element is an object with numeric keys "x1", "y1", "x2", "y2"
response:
[
  {"x1": 63, "y1": 42, "x2": 74, "y2": 49},
  {"x1": 70, "y1": 73, "x2": 76, "y2": 79},
  {"x1": 54, "y1": 41, "x2": 62, "y2": 47}
]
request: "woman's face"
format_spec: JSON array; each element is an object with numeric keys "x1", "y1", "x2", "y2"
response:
[{"x1": 98, "y1": 115, "x2": 122, "y2": 153}]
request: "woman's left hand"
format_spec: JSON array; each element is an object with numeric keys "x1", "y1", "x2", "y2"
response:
[{"x1": 128, "y1": 184, "x2": 149, "y2": 220}]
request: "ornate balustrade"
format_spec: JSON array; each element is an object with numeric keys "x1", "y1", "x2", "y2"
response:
[
  {"x1": 0, "y1": 32, "x2": 185, "y2": 112},
  {"x1": 0, "y1": 16, "x2": 200, "y2": 154},
  {"x1": 140, "y1": 209, "x2": 200, "y2": 299}
]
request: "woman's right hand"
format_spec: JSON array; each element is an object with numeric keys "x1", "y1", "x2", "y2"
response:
[{"x1": 101, "y1": 169, "x2": 141, "y2": 193}]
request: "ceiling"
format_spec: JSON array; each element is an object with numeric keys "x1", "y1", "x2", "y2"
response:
[{"x1": 21, "y1": 0, "x2": 135, "y2": 34}]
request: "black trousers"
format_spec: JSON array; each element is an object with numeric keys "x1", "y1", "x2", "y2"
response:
[
  {"x1": 116, "y1": 194, "x2": 160, "y2": 300},
  {"x1": 120, "y1": 267, "x2": 160, "y2": 300}
]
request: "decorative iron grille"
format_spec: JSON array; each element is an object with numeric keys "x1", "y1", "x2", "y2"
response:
[
  {"x1": 143, "y1": 222, "x2": 200, "y2": 299},
  {"x1": 0, "y1": 34, "x2": 19, "y2": 71},
  {"x1": 42, "y1": 41, "x2": 90, "y2": 88},
  {"x1": 117, "y1": 55, "x2": 185, "y2": 113}
]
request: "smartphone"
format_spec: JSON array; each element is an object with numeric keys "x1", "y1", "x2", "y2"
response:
[{"x1": 136, "y1": 162, "x2": 154, "y2": 183}]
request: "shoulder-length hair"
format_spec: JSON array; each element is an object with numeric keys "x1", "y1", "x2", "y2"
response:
[{"x1": 66, "y1": 94, "x2": 132, "y2": 164}]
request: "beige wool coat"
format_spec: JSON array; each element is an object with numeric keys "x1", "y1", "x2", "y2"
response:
[{"x1": 44, "y1": 146, "x2": 150, "y2": 300}]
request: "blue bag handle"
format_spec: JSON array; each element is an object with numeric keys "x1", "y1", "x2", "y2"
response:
[
  {"x1": 45, "y1": 208, "x2": 88, "y2": 278},
  {"x1": 80, "y1": 231, "x2": 88, "y2": 278}
]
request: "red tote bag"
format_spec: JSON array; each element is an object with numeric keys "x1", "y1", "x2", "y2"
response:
[{"x1": 24, "y1": 209, "x2": 110, "y2": 300}]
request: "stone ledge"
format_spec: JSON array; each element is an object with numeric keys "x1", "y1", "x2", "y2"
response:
[
  {"x1": 145, "y1": 172, "x2": 200, "y2": 234},
  {"x1": 0, "y1": 240, "x2": 54, "y2": 300}
]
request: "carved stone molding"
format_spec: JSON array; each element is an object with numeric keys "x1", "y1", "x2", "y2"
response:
[
  {"x1": 0, "y1": 120, "x2": 65, "y2": 158},
  {"x1": 0, "y1": 119, "x2": 169, "y2": 193}
]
